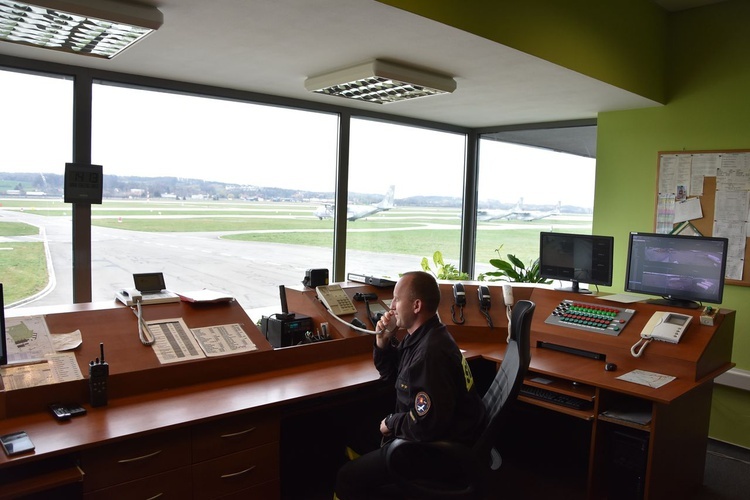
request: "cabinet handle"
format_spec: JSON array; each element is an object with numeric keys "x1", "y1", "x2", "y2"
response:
[
  {"x1": 117, "y1": 449, "x2": 163, "y2": 463},
  {"x1": 220, "y1": 426, "x2": 256, "y2": 439},
  {"x1": 145, "y1": 494, "x2": 164, "y2": 500},
  {"x1": 220, "y1": 465, "x2": 256, "y2": 479}
]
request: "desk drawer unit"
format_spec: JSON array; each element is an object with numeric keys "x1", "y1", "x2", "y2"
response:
[
  {"x1": 192, "y1": 411, "x2": 280, "y2": 461},
  {"x1": 191, "y1": 442, "x2": 279, "y2": 499},
  {"x1": 81, "y1": 428, "x2": 192, "y2": 493},
  {"x1": 83, "y1": 465, "x2": 193, "y2": 499}
]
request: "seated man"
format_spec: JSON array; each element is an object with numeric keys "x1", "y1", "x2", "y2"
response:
[{"x1": 335, "y1": 271, "x2": 487, "y2": 499}]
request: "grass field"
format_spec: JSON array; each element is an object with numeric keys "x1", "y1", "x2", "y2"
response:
[{"x1": 1, "y1": 198, "x2": 591, "y2": 302}]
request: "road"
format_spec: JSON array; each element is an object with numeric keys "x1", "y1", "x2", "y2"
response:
[{"x1": 1, "y1": 209, "x2": 418, "y2": 311}]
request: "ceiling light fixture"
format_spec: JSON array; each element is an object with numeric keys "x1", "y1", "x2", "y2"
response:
[
  {"x1": 0, "y1": 0, "x2": 163, "y2": 59},
  {"x1": 305, "y1": 59, "x2": 456, "y2": 104}
]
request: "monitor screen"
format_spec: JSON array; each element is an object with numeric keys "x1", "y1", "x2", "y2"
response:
[
  {"x1": 625, "y1": 232, "x2": 728, "y2": 309},
  {"x1": 539, "y1": 232, "x2": 614, "y2": 294},
  {"x1": 1, "y1": 283, "x2": 6, "y2": 366}
]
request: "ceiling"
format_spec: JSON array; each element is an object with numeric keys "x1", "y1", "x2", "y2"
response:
[{"x1": 0, "y1": 0, "x2": 728, "y2": 129}]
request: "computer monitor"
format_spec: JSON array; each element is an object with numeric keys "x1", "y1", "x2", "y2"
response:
[
  {"x1": 539, "y1": 232, "x2": 614, "y2": 294},
  {"x1": 625, "y1": 232, "x2": 728, "y2": 309},
  {"x1": 1, "y1": 283, "x2": 7, "y2": 366}
]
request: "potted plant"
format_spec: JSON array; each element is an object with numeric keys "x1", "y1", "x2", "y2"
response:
[{"x1": 479, "y1": 246, "x2": 550, "y2": 283}]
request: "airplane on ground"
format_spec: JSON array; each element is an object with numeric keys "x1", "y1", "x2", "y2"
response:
[
  {"x1": 477, "y1": 198, "x2": 561, "y2": 222},
  {"x1": 314, "y1": 185, "x2": 395, "y2": 221}
]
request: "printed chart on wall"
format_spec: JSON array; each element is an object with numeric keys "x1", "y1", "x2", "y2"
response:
[{"x1": 657, "y1": 150, "x2": 750, "y2": 284}]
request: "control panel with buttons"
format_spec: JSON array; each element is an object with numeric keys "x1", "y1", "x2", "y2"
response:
[{"x1": 544, "y1": 300, "x2": 635, "y2": 336}]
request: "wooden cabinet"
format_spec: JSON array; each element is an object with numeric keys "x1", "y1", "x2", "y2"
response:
[
  {"x1": 82, "y1": 428, "x2": 192, "y2": 493},
  {"x1": 80, "y1": 412, "x2": 280, "y2": 499},
  {"x1": 191, "y1": 412, "x2": 280, "y2": 499}
]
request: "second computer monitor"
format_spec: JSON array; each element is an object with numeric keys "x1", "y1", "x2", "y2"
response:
[{"x1": 539, "y1": 232, "x2": 614, "y2": 294}]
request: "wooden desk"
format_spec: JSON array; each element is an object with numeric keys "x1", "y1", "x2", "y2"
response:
[{"x1": 0, "y1": 285, "x2": 735, "y2": 500}]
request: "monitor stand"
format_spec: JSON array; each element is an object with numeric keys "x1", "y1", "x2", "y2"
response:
[
  {"x1": 554, "y1": 280, "x2": 592, "y2": 295},
  {"x1": 646, "y1": 297, "x2": 700, "y2": 309}
]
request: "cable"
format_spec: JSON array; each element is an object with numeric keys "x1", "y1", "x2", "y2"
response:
[
  {"x1": 480, "y1": 305, "x2": 493, "y2": 329},
  {"x1": 131, "y1": 298, "x2": 155, "y2": 346},
  {"x1": 631, "y1": 336, "x2": 652, "y2": 357},
  {"x1": 450, "y1": 304, "x2": 465, "y2": 324},
  {"x1": 319, "y1": 298, "x2": 382, "y2": 335}
]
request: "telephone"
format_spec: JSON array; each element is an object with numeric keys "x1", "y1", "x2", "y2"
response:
[
  {"x1": 477, "y1": 285, "x2": 493, "y2": 328},
  {"x1": 451, "y1": 283, "x2": 466, "y2": 324},
  {"x1": 631, "y1": 311, "x2": 693, "y2": 357},
  {"x1": 316, "y1": 284, "x2": 357, "y2": 316},
  {"x1": 477, "y1": 285, "x2": 491, "y2": 309},
  {"x1": 453, "y1": 283, "x2": 466, "y2": 306},
  {"x1": 502, "y1": 283, "x2": 514, "y2": 342},
  {"x1": 641, "y1": 311, "x2": 692, "y2": 343},
  {"x1": 502, "y1": 283, "x2": 514, "y2": 307}
]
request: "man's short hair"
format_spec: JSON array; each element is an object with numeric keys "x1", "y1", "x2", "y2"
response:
[{"x1": 402, "y1": 271, "x2": 441, "y2": 314}]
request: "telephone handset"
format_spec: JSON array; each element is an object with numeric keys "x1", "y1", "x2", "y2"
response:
[
  {"x1": 631, "y1": 311, "x2": 693, "y2": 357},
  {"x1": 453, "y1": 283, "x2": 466, "y2": 306},
  {"x1": 451, "y1": 283, "x2": 466, "y2": 324},
  {"x1": 477, "y1": 285, "x2": 493, "y2": 329},
  {"x1": 502, "y1": 283, "x2": 514, "y2": 342},
  {"x1": 502, "y1": 284, "x2": 514, "y2": 307},
  {"x1": 316, "y1": 284, "x2": 357, "y2": 316},
  {"x1": 477, "y1": 285, "x2": 491, "y2": 309}
]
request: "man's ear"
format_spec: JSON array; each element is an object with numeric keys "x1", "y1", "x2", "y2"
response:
[{"x1": 413, "y1": 298, "x2": 423, "y2": 314}]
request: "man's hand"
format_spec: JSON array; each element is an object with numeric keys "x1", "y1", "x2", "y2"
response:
[
  {"x1": 375, "y1": 310, "x2": 397, "y2": 349},
  {"x1": 380, "y1": 416, "x2": 392, "y2": 436}
]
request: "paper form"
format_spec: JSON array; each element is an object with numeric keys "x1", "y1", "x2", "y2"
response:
[
  {"x1": 659, "y1": 154, "x2": 692, "y2": 198},
  {"x1": 673, "y1": 197, "x2": 703, "y2": 223},
  {"x1": 617, "y1": 369, "x2": 675, "y2": 389},
  {"x1": 191, "y1": 324, "x2": 257, "y2": 357},
  {"x1": 690, "y1": 154, "x2": 721, "y2": 196},
  {"x1": 713, "y1": 221, "x2": 746, "y2": 280},
  {"x1": 146, "y1": 317, "x2": 206, "y2": 364},
  {"x1": 717, "y1": 154, "x2": 750, "y2": 191},
  {"x1": 4, "y1": 315, "x2": 54, "y2": 365},
  {"x1": 0, "y1": 352, "x2": 83, "y2": 390}
]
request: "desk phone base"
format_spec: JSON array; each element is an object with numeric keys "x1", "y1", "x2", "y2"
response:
[{"x1": 545, "y1": 299, "x2": 635, "y2": 336}]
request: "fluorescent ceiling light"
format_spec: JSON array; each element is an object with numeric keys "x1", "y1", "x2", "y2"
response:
[
  {"x1": 305, "y1": 59, "x2": 456, "y2": 104},
  {"x1": 0, "y1": 0, "x2": 163, "y2": 59}
]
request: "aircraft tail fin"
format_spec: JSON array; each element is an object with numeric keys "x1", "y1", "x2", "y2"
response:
[{"x1": 376, "y1": 185, "x2": 395, "y2": 209}]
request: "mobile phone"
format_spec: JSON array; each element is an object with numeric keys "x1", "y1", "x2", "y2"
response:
[{"x1": 0, "y1": 431, "x2": 35, "y2": 455}]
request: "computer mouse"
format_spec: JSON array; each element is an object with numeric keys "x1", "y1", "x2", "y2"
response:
[{"x1": 605, "y1": 362, "x2": 617, "y2": 372}]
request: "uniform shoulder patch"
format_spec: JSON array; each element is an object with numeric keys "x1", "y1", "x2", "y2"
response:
[{"x1": 414, "y1": 391, "x2": 431, "y2": 416}]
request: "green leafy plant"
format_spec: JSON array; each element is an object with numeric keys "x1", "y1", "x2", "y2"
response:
[
  {"x1": 421, "y1": 250, "x2": 469, "y2": 280},
  {"x1": 479, "y1": 246, "x2": 551, "y2": 283}
]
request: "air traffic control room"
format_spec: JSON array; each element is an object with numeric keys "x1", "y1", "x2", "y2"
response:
[{"x1": 1, "y1": 1, "x2": 750, "y2": 499}]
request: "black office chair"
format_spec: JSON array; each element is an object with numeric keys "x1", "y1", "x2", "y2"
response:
[{"x1": 383, "y1": 299, "x2": 535, "y2": 499}]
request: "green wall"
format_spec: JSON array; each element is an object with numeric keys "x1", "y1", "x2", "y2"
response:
[
  {"x1": 378, "y1": 0, "x2": 667, "y2": 102},
  {"x1": 595, "y1": 0, "x2": 750, "y2": 447},
  {"x1": 381, "y1": 0, "x2": 750, "y2": 448}
]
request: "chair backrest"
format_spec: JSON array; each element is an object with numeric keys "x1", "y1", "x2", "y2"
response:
[{"x1": 473, "y1": 299, "x2": 534, "y2": 460}]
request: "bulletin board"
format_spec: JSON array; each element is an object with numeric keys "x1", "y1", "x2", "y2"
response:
[{"x1": 656, "y1": 149, "x2": 750, "y2": 286}]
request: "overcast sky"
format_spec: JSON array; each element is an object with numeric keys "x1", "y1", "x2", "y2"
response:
[{"x1": 1, "y1": 69, "x2": 594, "y2": 206}]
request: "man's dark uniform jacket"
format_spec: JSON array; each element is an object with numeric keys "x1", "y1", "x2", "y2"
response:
[{"x1": 375, "y1": 314, "x2": 486, "y2": 445}]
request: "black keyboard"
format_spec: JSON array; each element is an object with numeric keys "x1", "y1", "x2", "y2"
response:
[{"x1": 519, "y1": 385, "x2": 593, "y2": 411}]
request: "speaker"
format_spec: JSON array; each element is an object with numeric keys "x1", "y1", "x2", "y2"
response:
[{"x1": 303, "y1": 268, "x2": 329, "y2": 288}]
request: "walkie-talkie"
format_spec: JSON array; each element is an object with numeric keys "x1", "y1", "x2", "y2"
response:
[{"x1": 89, "y1": 343, "x2": 109, "y2": 407}]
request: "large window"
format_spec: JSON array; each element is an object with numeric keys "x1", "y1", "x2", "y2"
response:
[
  {"x1": 347, "y1": 118, "x2": 466, "y2": 279},
  {"x1": 90, "y1": 83, "x2": 339, "y2": 309},
  {"x1": 0, "y1": 68, "x2": 73, "y2": 308},
  {"x1": 475, "y1": 134, "x2": 595, "y2": 283}
]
